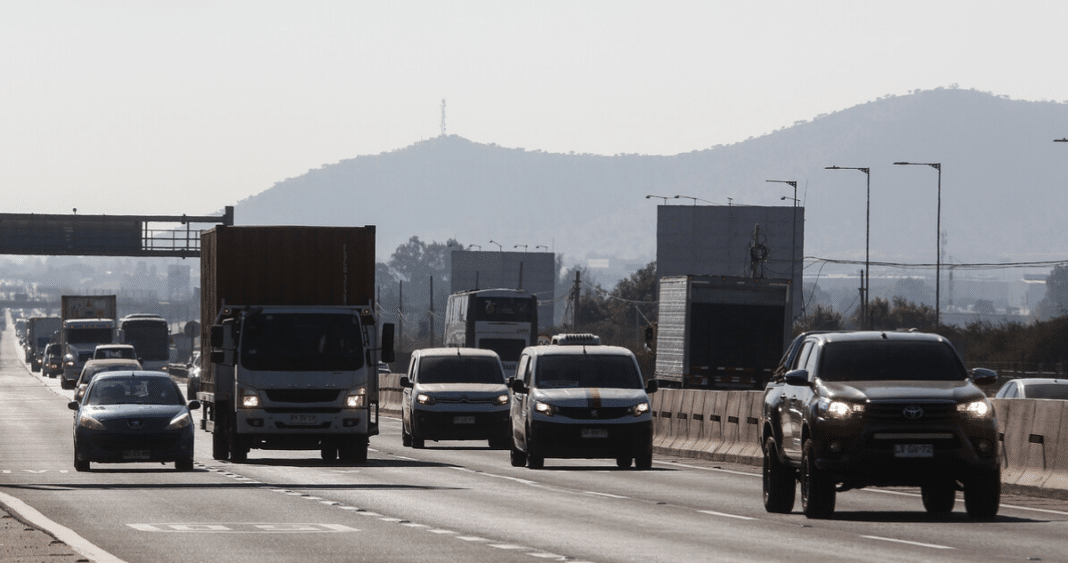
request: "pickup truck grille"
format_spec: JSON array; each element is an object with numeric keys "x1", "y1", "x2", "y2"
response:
[{"x1": 865, "y1": 401, "x2": 957, "y2": 423}]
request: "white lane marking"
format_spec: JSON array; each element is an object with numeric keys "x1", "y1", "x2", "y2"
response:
[
  {"x1": 128, "y1": 523, "x2": 360, "y2": 533},
  {"x1": 457, "y1": 536, "x2": 490, "y2": 542},
  {"x1": 0, "y1": 490, "x2": 129, "y2": 563},
  {"x1": 584, "y1": 491, "x2": 629, "y2": 499},
  {"x1": 862, "y1": 535, "x2": 953, "y2": 550},
  {"x1": 868, "y1": 487, "x2": 1068, "y2": 517},
  {"x1": 657, "y1": 460, "x2": 759, "y2": 478},
  {"x1": 428, "y1": 529, "x2": 456, "y2": 534},
  {"x1": 448, "y1": 465, "x2": 539, "y2": 486},
  {"x1": 698, "y1": 510, "x2": 756, "y2": 521},
  {"x1": 489, "y1": 544, "x2": 530, "y2": 550}
]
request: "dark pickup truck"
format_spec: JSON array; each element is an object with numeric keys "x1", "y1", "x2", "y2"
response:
[{"x1": 761, "y1": 330, "x2": 1001, "y2": 519}]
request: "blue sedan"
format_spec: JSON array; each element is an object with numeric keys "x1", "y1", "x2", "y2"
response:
[{"x1": 68, "y1": 371, "x2": 199, "y2": 471}]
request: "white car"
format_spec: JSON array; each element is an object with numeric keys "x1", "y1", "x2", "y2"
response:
[
  {"x1": 401, "y1": 348, "x2": 510, "y2": 449},
  {"x1": 995, "y1": 378, "x2": 1068, "y2": 399}
]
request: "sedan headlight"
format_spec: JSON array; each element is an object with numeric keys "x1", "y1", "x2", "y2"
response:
[
  {"x1": 818, "y1": 397, "x2": 865, "y2": 419},
  {"x1": 77, "y1": 413, "x2": 105, "y2": 430},
  {"x1": 957, "y1": 399, "x2": 993, "y2": 418},
  {"x1": 632, "y1": 402, "x2": 650, "y2": 417},
  {"x1": 166, "y1": 412, "x2": 193, "y2": 430},
  {"x1": 534, "y1": 401, "x2": 557, "y2": 417},
  {"x1": 416, "y1": 393, "x2": 436, "y2": 405}
]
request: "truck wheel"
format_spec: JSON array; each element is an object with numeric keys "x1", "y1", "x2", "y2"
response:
[
  {"x1": 176, "y1": 457, "x2": 194, "y2": 471},
  {"x1": 635, "y1": 453, "x2": 653, "y2": 470},
  {"x1": 230, "y1": 436, "x2": 248, "y2": 462},
  {"x1": 616, "y1": 456, "x2": 633, "y2": 469},
  {"x1": 964, "y1": 467, "x2": 1000, "y2": 520},
  {"x1": 339, "y1": 437, "x2": 369, "y2": 464},
  {"x1": 763, "y1": 436, "x2": 796, "y2": 514},
  {"x1": 921, "y1": 480, "x2": 956, "y2": 514},
  {"x1": 212, "y1": 429, "x2": 229, "y2": 460},
  {"x1": 510, "y1": 442, "x2": 527, "y2": 467},
  {"x1": 800, "y1": 439, "x2": 835, "y2": 519},
  {"x1": 321, "y1": 445, "x2": 338, "y2": 462}
]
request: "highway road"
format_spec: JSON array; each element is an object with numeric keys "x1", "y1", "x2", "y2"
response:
[{"x1": 2, "y1": 328, "x2": 1067, "y2": 563}]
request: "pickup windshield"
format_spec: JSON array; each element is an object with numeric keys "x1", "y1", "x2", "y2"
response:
[
  {"x1": 819, "y1": 340, "x2": 967, "y2": 382},
  {"x1": 240, "y1": 312, "x2": 365, "y2": 372}
]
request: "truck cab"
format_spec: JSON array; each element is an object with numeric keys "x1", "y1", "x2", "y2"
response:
[{"x1": 61, "y1": 318, "x2": 116, "y2": 390}]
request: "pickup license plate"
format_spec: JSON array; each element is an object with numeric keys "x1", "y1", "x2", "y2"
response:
[
  {"x1": 453, "y1": 416, "x2": 476, "y2": 425},
  {"x1": 289, "y1": 414, "x2": 317, "y2": 425},
  {"x1": 122, "y1": 450, "x2": 151, "y2": 460},
  {"x1": 581, "y1": 428, "x2": 608, "y2": 439},
  {"x1": 894, "y1": 444, "x2": 933, "y2": 458}
]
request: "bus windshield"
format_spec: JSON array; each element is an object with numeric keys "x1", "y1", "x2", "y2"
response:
[
  {"x1": 122, "y1": 320, "x2": 170, "y2": 361},
  {"x1": 470, "y1": 297, "x2": 535, "y2": 322}
]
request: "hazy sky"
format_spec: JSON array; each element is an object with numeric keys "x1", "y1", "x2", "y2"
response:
[{"x1": 3, "y1": 1, "x2": 1066, "y2": 218}]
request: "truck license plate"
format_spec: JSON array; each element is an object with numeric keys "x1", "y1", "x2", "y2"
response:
[
  {"x1": 289, "y1": 414, "x2": 317, "y2": 425},
  {"x1": 453, "y1": 416, "x2": 476, "y2": 425},
  {"x1": 581, "y1": 428, "x2": 608, "y2": 439},
  {"x1": 894, "y1": 444, "x2": 933, "y2": 458},
  {"x1": 122, "y1": 450, "x2": 151, "y2": 460}
]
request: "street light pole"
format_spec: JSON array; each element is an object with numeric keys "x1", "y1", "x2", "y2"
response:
[
  {"x1": 673, "y1": 195, "x2": 718, "y2": 206},
  {"x1": 825, "y1": 166, "x2": 871, "y2": 329},
  {"x1": 645, "y1": 194, "x2": 670, "y2": 204},
  {"x1": 766, "y1": 180, "x2": 799, "y2": 319},
  {"x1": 894, "y1": 161, "x2": 942, "y2": 328}
]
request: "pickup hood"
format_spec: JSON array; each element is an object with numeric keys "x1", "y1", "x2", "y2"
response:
[
  {"x1": 818, "y1": 380, "x2": 986, "y2": 403},
  {"x1": 531, "y1": 387, "x2": 649, "y2": 407}
]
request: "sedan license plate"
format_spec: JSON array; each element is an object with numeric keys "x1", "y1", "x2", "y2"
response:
[
  {"x1": 894, "y1": 444, "x2": 933, "y2": 458},
  {"x1": 289, "y1": 414, "x2": 317, "y2": 425},
  {"x1": 122, "y1": 450, "x2": 151, "y2": 460},
  {"x1": 581, "y1": 428, "x2": 608, "y2": 439},
  {"x1": 453, "y1": 416, "x2": 476, "y2": 425}
]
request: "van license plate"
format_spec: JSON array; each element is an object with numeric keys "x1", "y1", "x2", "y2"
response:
[
  {"x1": 290, "y1": 414, "x2": 317, "y2": 425},
  {"x1": 894, "y1": 444, "x2": 933, "y2": 458},
  {"x1": 123, "y1": 450, "x2": 151, "y2": 460},
  {"x1": 581, "y1": 428, "x2": 608, "y2": 439},
  {"x1": 453, "y1": 416, "x2": 475, "y2": 424}
]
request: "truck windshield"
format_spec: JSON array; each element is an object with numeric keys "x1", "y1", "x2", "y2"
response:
[
  {"x1": 417, "y1": 356, "x2": 504, "y2": 384},
  {"x1": 67, "y1": 328, "x2": 114, "y2": 345},
  {"x1": 818, "y1": 341, "x2": 968, "y2": 382},
  {"x1": 534, "y1": 355, "x2": 643, "y2": 390},
  {"x1": 240, "y1": 313, "x2": 365, "y2": 372}
]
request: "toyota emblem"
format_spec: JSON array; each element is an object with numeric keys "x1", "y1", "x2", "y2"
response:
[{"x1": 902, "y1": 405, "x2": 924, "y2": 420}]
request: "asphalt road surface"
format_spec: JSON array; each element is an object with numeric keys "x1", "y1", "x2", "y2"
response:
[{"x1": 2, "y1": 327, "x2": 1067, "y2": 563}]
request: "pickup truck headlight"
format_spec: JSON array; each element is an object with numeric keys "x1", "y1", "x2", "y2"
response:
[
  {"x1": 957, "y1": 399, "x2": 992, "y2": 418},
  {"x1": 818, "y1": 397, "x2": 864, "y2": 419}
]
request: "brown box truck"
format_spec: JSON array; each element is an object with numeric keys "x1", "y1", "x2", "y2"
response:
[{"x1": 199, "y1": 226, "x2": 394, "y2": 463}]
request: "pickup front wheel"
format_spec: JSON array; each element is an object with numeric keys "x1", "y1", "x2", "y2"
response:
[
  {"x1": 763, "y1": 436, "x2": 796, "y2": 513},
  {"x1": 800, "y1": 439, "x2": 835, "y2": 519}
]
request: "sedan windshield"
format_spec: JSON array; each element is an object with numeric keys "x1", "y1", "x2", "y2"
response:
[
  {"x1": 88, "y1": 378, "x2": 185, "y2": 406},
  {"x1": 819, "y1": 341, "x2": 967, "y2": 382}
]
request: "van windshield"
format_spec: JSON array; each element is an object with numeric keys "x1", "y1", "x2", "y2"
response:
[
  {"x1": 417, "y1": 356, "x2": 504, "y2": 384},
  {"x1": 534, "y1": 355, "x2": 643, "y2": 389}
]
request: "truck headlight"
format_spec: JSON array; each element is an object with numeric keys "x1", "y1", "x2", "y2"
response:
[
  {"x1": 818, "y1": 397, "x2": 864, "y2": 419},
  {"x1": 238, "y1": 386, "x2": 261, "y2": 408},
  {"x1": 957, "y1": 399, "x2": 992, "y2": 418},
  {"x1": 346, "y1": 388, "x2": 367, "y2": 408}
]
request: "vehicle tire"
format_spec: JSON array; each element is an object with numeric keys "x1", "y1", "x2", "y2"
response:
[
  {"x1": 510, "y1": 442, "x2": 527, "y2": 467},
  {"x1": 74, "y1": 453, "x2": 89, "y2": 472},
  {"x1": 616, "y1": 456, "x2": 633, "y2": 469},
  {"x1": 230, "y1": 429, "x2": 248, "y2": 462},
  {"x1": 964, "y1": 467, "x2": 1001, "y2": 520},
  {"x1": 401, "y1": 423, "x2": 413, "y2": 447},
  {"x1": 800, "y1": 439, "x2": 835, "y2": 519},
  {"x1": 321, "y1": 445, "x2": 338, "y2": 461},
  {"x1": 527, "y1": 453, "x2": 544, "y2": 469},
  {"x1": 60, "y1": 378, "x2": 73, "y2": 390},
  {"x1": 212, "y1": 428, "x2": 229, "y2": 461},
  {"x1": 339, "y1": 437, "x2": 368, "y2": 464},
  {"x1": 176, "y1": 457, "x2": 194, "y2": 471},
  {"x1": 635, "y1": 453, "x2": 653, "y2": 471},
  {"x1": 763, "y1": 436, "x2": 796, "y2": 514},
  {"x1": 921, "y1": 480, "x2": 956, "y2": 514}
]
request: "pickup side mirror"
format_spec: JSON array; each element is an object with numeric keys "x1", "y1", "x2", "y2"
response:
[
  {"x1": 380, "y1": 323, "x2": 395, "y2": 364},
  {"x1": 970, "y1": 367, "x2": 998, "y2": 386},
  {"x1": 784, "y1": 369, "x2": 811, "y2": 387}
]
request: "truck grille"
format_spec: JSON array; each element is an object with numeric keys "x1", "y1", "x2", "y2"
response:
[{"x1": 265, "y1": 390, "x2": 341, "y2": 403}]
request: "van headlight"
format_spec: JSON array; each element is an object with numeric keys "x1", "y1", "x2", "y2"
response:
[
  {"x1": 534, "y1": 401, "x2": 557, "y2": 417},
  {"x1": 416, "y1": 393, "x2": 436, "y2": 405},
  {"x1": 957, "y1": 399, "x2": 992, "y2": 418},
  {"x1": 632, "y1": 402, "x2": 650, "y2": 417},
  {"x1": 494, "y1": 394, "x2": 509, "y2": 406}
]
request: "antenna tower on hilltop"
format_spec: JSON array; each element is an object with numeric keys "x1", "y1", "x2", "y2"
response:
[{"x1": 440, "y1": 99, "x2": 446, "y2": 136}]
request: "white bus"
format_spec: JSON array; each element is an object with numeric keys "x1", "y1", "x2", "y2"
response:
[
  {"x1": 444, "y1": 289, "x2": 538, "y2": 375},
  {"x1": 118, "y1": 313, "x2": 171, "y2": 370}
]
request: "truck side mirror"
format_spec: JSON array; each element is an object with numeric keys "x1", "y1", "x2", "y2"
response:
[
  {"x1": 380, "y1": 323, "x2": 395, "y2": 364},
  {"x1": 210, "y1": 325, "x2": 226, "y2": 348}
]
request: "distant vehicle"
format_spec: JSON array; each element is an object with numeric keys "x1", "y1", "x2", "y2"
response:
[
  {"x1": 508, "y1": 342, "x2": 658, "y2": 470},
  {"x1": 185, "y1": 352, "x2": 201, "y2": 402},
  {"x1": 68, "y1": 371, "x2": 199, "y2": 472},
  {"x1": 400, "y1": 347, "x2": 510, "y2": 449},
  {"x1": 444, "y1": 288, "x2": 539, "y2": 375},
  {"x1": 74, "y1": 358, "x2": 143, "y2": 401},
  {"x1": 995, "y1": 378, "x2": 1068, "y2": 400},
  {"x1": 761, "y1": 331, "x2": 1001, "y2": 520},
  {"x1": 42, "y1": 343, "x2": 64, "y2": 378},
  {"x1": 118, "y1": 314, "x2": 170, "y2": 371},
  {"x1": 59, "y1": 295, "x2": 118, "y2": 390},
  {"x1": 24, "y1": 316, "x2": 61, "y2": 371},
  {"x1": 93, "y1": 344, "x2": 138, "y2": 361},
  {"x1": 549, "y1": 333, "x2": 600, "y2": 346}
]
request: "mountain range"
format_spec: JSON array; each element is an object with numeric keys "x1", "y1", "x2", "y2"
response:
[{"x1": 233, "y1": 87, "x2": 1068, "y2": 282}]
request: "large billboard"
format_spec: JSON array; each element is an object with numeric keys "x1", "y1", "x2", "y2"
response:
[
  {"x1": 450, "y1": 250, "x2": 555, "y2": 330},
  {"x1": 656, "y1": 205, "x2": 804, "y2": 319}
]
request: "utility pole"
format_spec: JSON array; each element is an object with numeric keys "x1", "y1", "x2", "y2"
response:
[
  {"x1": 572, "y1": 270, "x2": 581, "y2": 331},
  {"x1": 398, "y1": 281, "x2": 404, "y2": 352},
  {"x1": 428, "y1": 277, "x2": 434, "y2": 347}
]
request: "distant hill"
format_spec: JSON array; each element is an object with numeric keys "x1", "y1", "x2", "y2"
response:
[{"x1": 233, "y1": 88, "x2": 1068, "y2": 275}]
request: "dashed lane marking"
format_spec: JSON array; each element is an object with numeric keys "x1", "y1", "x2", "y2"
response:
[
  {"x1": 697, "y1": 510, "x2": 756, "y2": 521},
  {"x1": 861, "y1": 535, "x2": 954, "y2": 550},
  {"x1": 128, "y1": 523, "x2": 360, "y2": 533}
]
